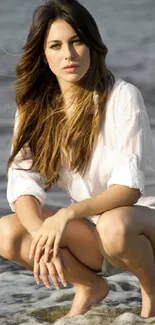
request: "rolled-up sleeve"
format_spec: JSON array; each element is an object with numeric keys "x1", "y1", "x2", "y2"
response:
[
  {"x1": 7, "y1": 111, "x2": 46, "y2": 212},
  {"x1": 107, "y1": 85, "x2": 152, "y2": 196}
]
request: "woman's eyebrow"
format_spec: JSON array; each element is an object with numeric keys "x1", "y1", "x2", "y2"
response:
[{"x1": 47, "y1": 34, "x2": 78, "y2": 44}]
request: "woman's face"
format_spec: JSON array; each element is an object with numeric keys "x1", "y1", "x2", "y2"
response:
[{"x1": 44, "y1": 19, "x2": 90, "y2": 93}]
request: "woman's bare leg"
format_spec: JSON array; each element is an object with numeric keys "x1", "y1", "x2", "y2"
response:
[
  {"x1": 59, "y1": 247, "x2": 108, "y2": 318},
  {"x1": 96, "y1": 205, "x2": 155, "y2": 318},
  {"x1": 0, "y1": 206, "x2": 108, "y2": 317}
]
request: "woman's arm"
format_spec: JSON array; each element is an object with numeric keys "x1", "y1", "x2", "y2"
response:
[
  {"x1": 67, "y1": 85, "x2": 150, "y2": 221},
  {"x1": 14, "y1": 195, "x2": 68, "y2": 289},
  {"x1": 14, "y1": 195, "x2": 43, "y2": 235},
  {"x1": 7, "y1": 111, "x2": 46, "y2": 229},
  {"x1": 67, "y1": 185, "x2": 140, "y2": 221}
]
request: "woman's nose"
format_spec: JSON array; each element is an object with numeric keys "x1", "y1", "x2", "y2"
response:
[{"x1": 64, "y1": 44, "x2": 75, "y2": 58}]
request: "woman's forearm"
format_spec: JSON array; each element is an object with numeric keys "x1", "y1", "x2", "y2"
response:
[
  {"x1": 14, "y1": 195, "x2": 44, "y2": 235},
  {"x1": 67, "y1": 185, "x2": 141, "y2": 220}
]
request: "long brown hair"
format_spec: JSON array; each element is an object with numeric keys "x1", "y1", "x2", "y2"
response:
[{"x1": 7, "y1": 0, "x2": 115, "y2": 190}]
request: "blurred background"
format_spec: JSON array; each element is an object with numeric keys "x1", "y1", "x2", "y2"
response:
[
  {"x1": 0, "y1": 1, "x2": 155, "y2": 323},
  {"x1": 0, "y1": 0, "x2": 155, "y2": 216}
]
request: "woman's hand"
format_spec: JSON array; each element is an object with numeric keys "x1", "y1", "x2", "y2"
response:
[
  {"x1": 29, "y1": 208, "x2": 73, "y2": 263},
  {"x1": 33, "y1": 248, "x2": 68, "y2": 289}
]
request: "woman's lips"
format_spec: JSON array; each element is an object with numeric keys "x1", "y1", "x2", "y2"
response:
[{"x1": 64, "y1": 66, "x2": 79, "y2": 72}]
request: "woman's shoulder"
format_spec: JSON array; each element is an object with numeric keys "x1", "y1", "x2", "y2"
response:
[
  {"x1": 107, "y1": 78, "x2": 147, "y2": 118},
  {"x1": 110, "y1": 78, "x2": 143, "y2": 103}
]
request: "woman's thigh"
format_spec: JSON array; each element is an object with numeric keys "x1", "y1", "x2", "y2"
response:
[
  {"x1": 0, "y1": 205, "x2": 103, "y2": 272},
  {"x1": 97, "y1": 204, "x2": 155, "y2": 248}
]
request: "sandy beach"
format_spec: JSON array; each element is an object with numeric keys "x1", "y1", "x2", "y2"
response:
[{"x1": 0, "y1": 0, "x2": 155, "y2": 323}]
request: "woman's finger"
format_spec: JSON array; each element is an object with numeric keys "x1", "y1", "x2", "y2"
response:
[
  {"x1": 46, "y1": 260, "x2": 60, "y2": 289},
  {"x1": 53, "y1": 233, "x2": 61, "y2": 258},
  {"x1": 39, "y1": 257, "x2": 51, "y2": 288},
  {"x1": 35, "y1": 235, "x2": 48, "y2": 263},
  {"x1": 33, "y1": 259, "x2": 40, "y2": 285},
  {"x1": 52, "y1": 253, "x2": 67, "y2": 288},
  {"x1": 29, "y1": 233, "x2": 42, "y2": 259},
  {"x1": 44, "y1": 235, "x2": 55, "y2": 263}
]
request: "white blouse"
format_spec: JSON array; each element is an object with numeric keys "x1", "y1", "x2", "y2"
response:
[{"x1": 7, "y1": 79, "x2": 155, "y2": 224}]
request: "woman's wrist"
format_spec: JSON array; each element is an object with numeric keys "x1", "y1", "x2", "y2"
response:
[
  {"x1": 65, "y1": 206, "x2": 76, "y2": 221},
  {"x1": 53, "y1": 207, "x2": 75, "y2": 223},
  {"x1": 29, "y1": 222, "x2": 43, "y2": 237},
  {"x1": 30, "y1": 231, "x2": 37, "y2": 238}
]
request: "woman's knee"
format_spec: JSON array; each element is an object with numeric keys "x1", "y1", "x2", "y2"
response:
[
  {"x1": 0, "y1": 214, "x2": 24, "y2": 260},
  {"x1": 96, "y1": 207, "x2": 133, "y2": 257}
]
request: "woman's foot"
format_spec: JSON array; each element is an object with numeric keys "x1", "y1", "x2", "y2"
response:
[
  {"x1": 141, "y1": 290, "x2": 155, "y2": 318},
  {"x1": 63, "y1": 275, "x2": 109, "y2": 318}
]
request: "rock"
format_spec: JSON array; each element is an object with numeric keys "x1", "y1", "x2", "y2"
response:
[
  {"x1": 30, "y1": 305, "x2": 142, "y2": 324},
  {"x1": 112, "y1": 312, "x2": 155, "y2": 324}
]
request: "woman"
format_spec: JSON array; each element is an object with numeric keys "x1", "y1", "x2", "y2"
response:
[{"x1": 1, "y1": 0, "x2": 155, "y2": 319}]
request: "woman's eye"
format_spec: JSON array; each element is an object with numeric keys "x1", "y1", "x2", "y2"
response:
[
  {"x1": 50, "y1": 44, "x2": 60, "y2": 49},
  {"x1": 50, "y1": 40, "x2": 82, "y2": 49},
  {"x1": 73, "y1": 40, "x2": 81, "y2": 44}
]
